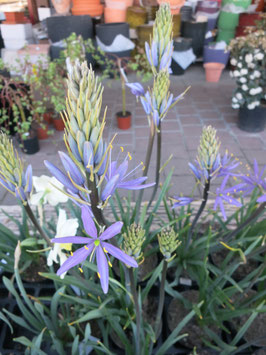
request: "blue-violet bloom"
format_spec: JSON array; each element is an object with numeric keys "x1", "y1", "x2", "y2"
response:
[
  {"x1": 52, "y1": 206, "x2": 138, "y2": 293},
  {"x1": 214, "y1": 175, "x2": 242, "y2": 220},
  {"x1": 172, "y1": 196, "x2": 194, "y2": 208}
]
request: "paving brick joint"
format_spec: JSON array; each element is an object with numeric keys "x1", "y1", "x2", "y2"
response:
[{"x1": 1, "y1": 64, "x2": 265, "y2": 205}]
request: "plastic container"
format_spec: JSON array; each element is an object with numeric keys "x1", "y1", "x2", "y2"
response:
[
  {"x1": 172, "y1": 14, "x2": 181, "y2": 38},
  {"x1": 96, "y1": 22, "x2": 129, "y2": 45},
  {"x1": 117, "y1": 111, "x2": 131, "y2": 130},
  {"x1": 216, "y1": 28, "x2": 235, "y2": 43},
  {"x1": 182, "y1": 20, "x2": 207, "y2": 57},
  {"x1": 126, "y1": 6, "x2": 147, "y2": 28},
  {"x1": 203, "y1": 44, "x2": 230, "y2": 65},
  {"x1": 204, "y1": 62, "x2": 225, "y2": 82},
  {"x1": 218, "y1": 11, "x2": 239, "y2": 30}
]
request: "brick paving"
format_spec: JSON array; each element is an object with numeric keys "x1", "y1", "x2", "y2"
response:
[{"x1": 1, "y1": 63, "x2": 266, "y2": 205}]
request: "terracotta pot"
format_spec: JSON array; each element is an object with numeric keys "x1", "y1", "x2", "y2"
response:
[
  {"x1": 72, "y1": 0, "x2": 103, "y2": 16},
  {"x1": 43, "y1": 112, "x2": 53, "y2": 125},
  {"x1": 53, "y1": 117, "x2": 65, "y2": 131},
  {"x1": 37, "y1": 124, "x2": 49, "y2": 140},
  {"x1": 104, "y1": 7, "x2": 126, "y2": 23},
  {"x1": 4, "y1": 11, "x2": 26, "y2": 24},
  {"x1": 116, "y1": 111, "x2": 131, "y2": 130},
  {"x1": 51, "y1": 0, "x2": 71, "y2": 14},
  {"x1": 126, "y1": 6, "x2": 147, "y2": 29},
  {"x1": 238, "y1": 12, "x2": 261, "y2": 26},
  {"x1": 204, "y1": 62, "x2": 225, "y2": 82}
]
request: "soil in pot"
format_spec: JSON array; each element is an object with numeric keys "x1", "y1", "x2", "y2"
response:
[
  {"x1": 117, "y1": 111, "x2": 132, "y2": 130},
  {"x1": 238, "y1": 104, "x2": 266, "y2": 133},
  {"x1": 231, "y1": 290, "x2": 266, "y2": 347},
  {"x1": 211, "y1": 248, "x2": 258, "y2": 282},
  {"x1": 21, "y1": 256, "x2": 49, "y2": 282},
  {"x1": 167, "y1": 290, "x2": 220, "y2": 350}
]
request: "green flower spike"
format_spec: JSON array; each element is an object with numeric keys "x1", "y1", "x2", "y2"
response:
[
  {"x1": 158, "y1": 227, "x2": 181, "y2": 262},
  {"x1": 197, "y1": 126, "x2": 221, "y2": 176},
  {"x1": 63, "y1": 61, "x2": 114, "y2": 182},
  {"x1": 0, "y1": 133, "x2": 33, "y2": 203},
  {"x1": 123, "y1": 223, "x2": 146, "y2": 261}
]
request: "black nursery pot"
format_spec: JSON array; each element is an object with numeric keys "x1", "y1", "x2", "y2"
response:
[
  {"x1": 238, "y1": 105, "x2": 266, "y2": 133},
  {"x1": 20, "y1": 132, "x2": 40, "y2": 155},
  {"x1": 171, "y1": 37, "x2": 192, "y2": 76},
  {"x1": 95, "y1": 22, "x2": 130, "y2": 46},
  {"x1": 182, "y1": 21, "x2": 207, "y2": 57}
]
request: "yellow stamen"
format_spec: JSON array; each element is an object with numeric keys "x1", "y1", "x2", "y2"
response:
[
  {"x1": 70, "y1": 252, "x2": 73, "y2": 256},
  {"x1": 127, "y1": 152, "x2": 132, "y2": 160},
  {"x1": 120, "y1": 146, "x2": 124, "y2": 152},
  {"x1": 108, "y1": 261, "x2": 112, "y2": 267},
  {"x1": 84, "y1": 246, "x2": 89, "y2": 250},
  {"x1": 97, "y1": 272, "x2": 101, "y2": 279},
  {"x1": 103, "y1": 247, "x2": 108, "y2": 253},
  {"x1": 79, "y1": 268, "x2": 83, "y2": 273}
]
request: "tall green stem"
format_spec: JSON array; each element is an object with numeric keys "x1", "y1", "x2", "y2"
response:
[
  {"x1": 148, "y1": 122, "x2": 161, "y2": 208},
  {"x1": 186, "y1": 176, "x2": 211, "y2": 251},
  {"x1": 135, "y1": 120, "x2": 155, "y2": 220},
  {"x1": 128, "y1": 267, "x2": 141, "y2": 354},
  {"x1": 122, "y1": 80, "x2": 126, "y2": 116},
  {"x1": 24, "y1": 203, "x2": 52, "y2": 246}
]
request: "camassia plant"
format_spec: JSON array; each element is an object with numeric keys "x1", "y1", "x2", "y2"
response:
[{"x1": 0, "y1": 4, "x2": 266, "y2": 355}]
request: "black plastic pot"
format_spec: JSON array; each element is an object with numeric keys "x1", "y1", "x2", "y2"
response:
[
  {"x1": 171, "y1": 38, "x2": 193, "y2": 76},
  {"x1": 180, "y1": 5, "x2": 193, "y2": 22},
  {"x1": 95, "y1": 22, "x2": 130, "y2": 46},
  {"x1": 238, "y1": 105, "x2": 266, "y2": 132},
  {"x1": 182, "y1": 21, "x2": 208, "y2": 57},
  {"x1": 46, "y1": 15, "x2": 93, "y2": 43},
  {"x1": 20, "y1": 132, "x2": 40, "y2": 155}
]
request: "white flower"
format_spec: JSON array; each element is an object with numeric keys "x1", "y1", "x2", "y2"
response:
[
  {"x1": 248, "y1": 63, "x2": 255, "y2": 69},
  {"x1": 31, "y1": 175, "x2": 68, "y2": 206},
  {"x1": 247, "y1": 103, "x2": 255, "y2": 110},
  {"x1": 233, "y1": 70, "x2": 240, "y2": 77},
  {"x1": 255, "y1": 53, "x2": 264, "y2": 60},
  {"x1": 245, "y1": 54, "x2": 253, "y2": 63},
  {"x1": 47, "y1": 209, "x2": 79, "y2": 278},
  {"x1": 239, "y1": 77, "x2": 247, "y2": 83},
  {"x1": 232, "y1": 97, "x2": 238, "y2": 103},
  {"x1": 254, "y1": 70, "x2": 261, "y2": 78},
  {"x1": 242, "y1": 85, "x2": 248, "y2": 91},
  {"x1": 232, "y1": 103, "x2": 240, "y2": 109},
  {"x1": 240, "y1": 69, "x2": 248, "y2": 75},
  {"x1": 237, "y1": 62, "x2": 242, "y2": 68},
  {"x1": 230, "y1": 58, "x2": 237, "y2": 66},
  {"x1": 250, "y1": 75, "x2": 255, "y2": 80},
  {"x1": 254, "y1": 101, "x2": 260, "y2": 107},
  {"x1": 250, "y1": 88, "x2": 257, "y2": 95},
  {"x1": 236, "y1": 93, "x2": 243, "y2": 100},
  {"x1": 257, "y1": 87, "x2": 262, "y2": 93}
]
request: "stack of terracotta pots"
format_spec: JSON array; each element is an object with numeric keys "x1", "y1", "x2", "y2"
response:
[
  {"x1": 104, "y1": 0, "x2": 133, "y2": 23},
  {"x1": 72, "y1": 0, "x2": 103, "y2": 16}
]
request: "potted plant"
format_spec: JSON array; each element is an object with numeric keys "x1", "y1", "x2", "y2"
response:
[
  {"x1": 117, "y1": 58, "x2": 131, "y2": 130},
  {"x1": 0, "y1": 62, "x2": 39, "y2": 154},
  {"x1": 228, "y1": 17, "x2": 266, "y2": 132}
]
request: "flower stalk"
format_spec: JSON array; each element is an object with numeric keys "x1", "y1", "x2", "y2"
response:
[{"x1": 128, "y1": 267, "x2": 141, "y2": 354}]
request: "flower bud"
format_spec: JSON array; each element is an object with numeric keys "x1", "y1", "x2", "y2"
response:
[
  {"x1": 123, "y1": 223, "x2": 145, "y2": 260},
  {"x1": 197, "y1": 126, "x2": 221, "y2": 175},
  {"x1": 0, "y1": 133, "x2": 33, "y2": 202},
  {"x1": 158, "y1": 227, "x2": 181, "y2": 261}
]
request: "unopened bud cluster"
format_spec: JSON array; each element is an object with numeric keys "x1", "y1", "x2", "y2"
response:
[
  {"x1": 64, "y1": 61, "x2": 108, "y2": 177},
  {"x1": 153, "y1": 70, "x2": 170, "y2": 111},
  {"x1": 197, "y1": 126, "x2": 220, "y2": 174},
  {"x1": 123, "y1": 223, "x2": 145, "y2": 260},
  {"x1": 158, "y1": 227, "x2": 181, "y2": 261},
  {"x1": 153, "y1": 3, "x2": 173, "y2": 57},
  {"x1": 0, "y1": 133, "x2": 32, "y2": 202}
]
